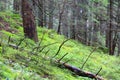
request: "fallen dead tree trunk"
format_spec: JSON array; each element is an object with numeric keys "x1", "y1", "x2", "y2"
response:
[
  {"x1": 55, "y1": 60, "x2": 104, "y2": 80},
  {"x1": 8, "y1": 39, "x2": 104, "y2": 80}
]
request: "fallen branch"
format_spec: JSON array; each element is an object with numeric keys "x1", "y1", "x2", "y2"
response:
[
  {"x1": 7, "y1": 36, "x2": 11, "y2": 44},
  {"x1": 36, "y1": 32, "x2": 45, "y2": 52},
  {"x1": 7, "y1": 39, "x2": 103, "y2": 80},
  {"x1": 9, "y1": 44, "x2": 19, "y2": 49},
  {"x1": 58, "y1": 53, "x2": 69, "y2": 62},
  {"x1": 52, "y1": 39, "x2": 70, "y2": 58},
  {"x1": 81, "y1": 47, "x2": 97, "y2": 69},
  {"x1": 96, "y1": 67, "x2": 102, "y2": 76},
  {"x1": 56, "y1": 60, "x2": 104, "y2": 80},
  {"x1": 8, "y1": 37, "x2": 26, "y2": 49},
  {"x1": 44, "y1": 49, "x2": 50, "y2": 56},
  {"x1": 17, "y1": 37, "x2": 26, "y2": 48},
  {"x1": 39, "y1": 42, "x2": 58, "y2": 52}
]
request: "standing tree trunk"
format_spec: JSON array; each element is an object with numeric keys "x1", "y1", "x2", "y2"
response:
[
  {"x1": 57, "y1": 0, "x2": 66, "y2": 34},
  {"x1": 31, "y1": 0, "x2": 46, "y2": 27},
  {"x1": 70, "y1": 0, "x2": 76, "y2": 39},
  {"x1": 75, "y1": 0, "x2": 81, "y2": 40},
  {"x1": 13, "y1": 0, "x2": 21, "y2": 13},
  {"x1": 117, "y1": 0, "x2": 120, "y2": 56},
  {"x1": 37, "y1": 0, "x2": 45, "y2": 27},
  {"x1": 0, "y1": 0, "x2": 7, "y2": 11},
  {"x1": 21, "y1": 0, "x2": 38, "y2": 42},
  {"x1": 108, "y1": 0, "x2": 114, "y2": 55},
  {"x1": 48, "y1": 0, "x2": 54, "y2": 29},
  {"x1": 118, "y1": 33, "x2": 120, "y2": 56}
]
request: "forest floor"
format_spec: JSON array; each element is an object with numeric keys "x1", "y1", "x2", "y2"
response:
[{"x1": 0, "y1": 11, "x2": 120, "y2": 80}]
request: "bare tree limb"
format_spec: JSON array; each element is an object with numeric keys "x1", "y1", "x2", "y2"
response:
[
  {"x1": 7, "y1": 36, "x2": 11, "y2": 44},
  {"x1": 58, "y1": 53, "x2": 69, "y2": 62},
  {"x1": 96, "y1": 67, "x2": 102, "y2": 76},
  {"x1": 39, "y1": 42, "x2": 58, "y2": 52},
  {"x1": 81, "y1": 47, "x2": 97, "y2": 69},
  {"x1": 55, "y1": 60, "x2": 104, "y2": 80},
  {"x1": 32, "y1": 32, "x2": 45, "y2": 52},
  {"x1": 17, "y1": 37, "x2": 26, "y2": 48},
  {"x1": 44, "y1": 49, "x2": 50, "y2": 57},
  {"x1": 52, "y1": 39, "x2": 70, "y2": 58}
]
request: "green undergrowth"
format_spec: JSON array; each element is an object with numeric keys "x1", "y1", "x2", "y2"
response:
[{"x1": 0, "y1": 11, "x2": 120, "y2": 80}]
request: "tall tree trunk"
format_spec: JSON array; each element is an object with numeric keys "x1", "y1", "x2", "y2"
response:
[
  {"x1": 0, "y1": 0, "x2": 7, "y2": 11},
  {"x1": 21, "y1": 0, "x2": 38, "y2": 42},
  {"x1": 75, "y1": 0, "x2": 82, "y2": 41},
  {"x1": 32, "y1": 0, "x2": 46, "y2": 27},
  {"x1": 57, "y1": 0, "x2": 66, "y2": 34},
  {"x1": 48, "y1": 0, "x2": 54, "y2": 29},
  {"x1": 70, "y1": 0, "x2": 76, "y2": 39},
  {"x1": 117, "y1": 0, "x2": 120, "y2": 56},
  {"x1": 38, "y1": 0, "x2": 44, "y2": 27},
  {"x1": 61, "y1": 4, "x2": 68, "y2": 37},
  {"x1": 118, "y1": 33, "x2": 120, "y2": 56},
  {"x1": 13, "y1": 0, "x2": 21, "y2": 13},
  {"x1": 109, "y1": 0, "x2": 114, "y2": 55}
]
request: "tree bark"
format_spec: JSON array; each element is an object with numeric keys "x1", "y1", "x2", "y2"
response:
[
  {"x1": 55, "y1": 60, "x2": 104, "y2": 80},
  {"x1": 70, "y1": 0, "x2": 76, "y2": 39},
  {"x1": 0, "y1": 0, "x2": 7, "y2": 11},
  {"x1": 13, "y1": 0, "x2": 21, "y2": 13},
  {"x1": 21, "y1": 0, "x2": 38, "y2": 42},
  {"x1": 109, "y1": 0, "x2": 114, "y2": 55},
  {"x1": 57, "y1": 0, "x2": 66, "y2": 34},
  {"x1": 48, "y1": 0, "x2": 54, "y2": 29},
  {"x1": 117, "y1": 0, "x2": 120, "y2": 56}
]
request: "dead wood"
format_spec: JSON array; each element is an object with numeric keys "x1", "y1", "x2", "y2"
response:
[
  {"x1": 96, "y1": 67, "x2": 102, "y2": 76},
  {"x1": 81, "y1": 47, "x2": 97, "y2": 69},
  {"x1": 7, "y1": 36, "x2": 11, "y2": 44},
  {"x1": 52, "y1": 39, "x2": 70, "y2": 58},
  {"x1": 56, "y1": 60, "x2": 104, "y2": 80},
  {"x1": 17, "y1": 37, "x2": 26, "y2": 47},
  {"x1": 58, "y1": 53, "x2": 69, "y2": 62},
  {"x1": 9, "y1": 44, "x2": 19, "y2": 49},
  {"x1": 7, "y1": 39, "x2": 104, "y2": 80}
]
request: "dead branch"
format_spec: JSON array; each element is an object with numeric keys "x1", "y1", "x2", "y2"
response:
[
  {"x1": 32, "y1": 32, "x2": 45, "y2": 52},
  {"x1": 39, "y1": 42, "x2": 58, "y2": 52},
  {"x1": 7, "y1": 36, "x2": 11, "y2": 44},
  {"x1": 63, "y1": 60, "x2": 71, "y2": 65},
  {"x1": 96, "y1": 67, "x2": 102, "y2": 76},
  {"x1": 8, "y1": 37, "x2": 25, "y2": 49},
  {"x1": 56, "y1": 60, "x2": 104, "y2": 80},
  {"x1": 81, "y1": 47, "x2": 97, "y2": 69},
  {"x1": 44, "y1": 49, "x2": 50, "y2": 56},
  {"x1": 9, "y1": 44, "x2": 19, "y2": 49},
  {"x1": 36, "y1": 32, "x2": 45, "y2": 51},
  {"x1": 17, "y1": 37, "x2": 26, "y2": 48},
  {"x1": 58, "y1": 53, "x2": 69, "y2": 62},
  {"x1": 52, "y1": 39, "x2": 70, "y2": 58}
]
